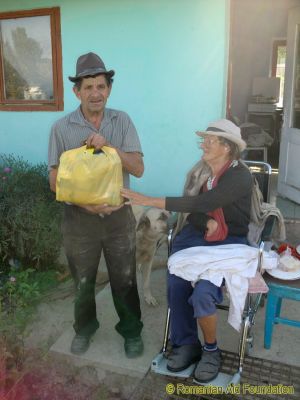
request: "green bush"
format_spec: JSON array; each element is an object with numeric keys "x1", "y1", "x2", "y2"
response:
[
  {"x1": 0, "y1": 154, "x2": 62, "y2": 269},
  {"x1": 0, "y1": 267, "x2": 59, "y2": 319}
]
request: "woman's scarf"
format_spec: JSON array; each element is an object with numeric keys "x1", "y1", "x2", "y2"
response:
[
  {"x1": 202, "y1": 160, "x2": 232, "y2": 241},
  {"x1": 172, "y1": 159, "x2": 232, "y2": 240}
]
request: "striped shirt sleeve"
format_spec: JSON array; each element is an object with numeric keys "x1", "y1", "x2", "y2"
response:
[
  {"x1": 48, "y1": 122, "x2": 64, "y2": 170},
  {"x1": 120, "y1": 113, "x2": 143, "y2": 154}
]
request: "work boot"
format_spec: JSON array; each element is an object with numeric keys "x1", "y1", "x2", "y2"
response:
[
  {"x1": 70, "y1": 334, "x2": 91, "y2": 355},
  {"x1": 124, "y1": 336, "x2": 144, "y2": 358},
  {"x1": 193, "y1": 348, "x2": 222, "y2": 383},
  {"x1": 167, "y1": 343, "x2": 202, "y2": 372}
]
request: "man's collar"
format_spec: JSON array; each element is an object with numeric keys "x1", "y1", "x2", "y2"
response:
[
  {"x1": 101, "y1": 108, "x2": 118, "y2": 130},
  {"x1": 69, "y1": 107, "x2": 118, "y2": 128},
  {"x1": 69, "y1": 107, "x2": 86, "y2": 126}
]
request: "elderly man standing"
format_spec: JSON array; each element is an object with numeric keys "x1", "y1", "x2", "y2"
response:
[{"x1": 48, "y1": 52, "x2": 144, "y2": 358}]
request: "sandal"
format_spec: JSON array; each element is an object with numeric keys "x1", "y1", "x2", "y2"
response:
[{"x1": 193, "y1": 349, "x2": 221, "y2": 383}]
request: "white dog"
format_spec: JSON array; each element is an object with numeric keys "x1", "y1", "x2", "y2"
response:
[{"x1": 133, "y1": 206, "x2": 170, "y2": 306}]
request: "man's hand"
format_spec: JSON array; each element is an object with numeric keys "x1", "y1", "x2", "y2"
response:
[
  {"x1": 86, "y1": 132, "x2": 107, "y2": 150},
  {"x1": 49, "y1": 168, "x2": 58, "y2": 192},
  {"x1": 78, "y1": 203, "x2": 124, "y2": 215},
  {"x1": 206, "y1": 219, "x2": 218, "y2": 237},
  {"x1": 85, "y1": 133, "x2": 144, "y2": 177}
]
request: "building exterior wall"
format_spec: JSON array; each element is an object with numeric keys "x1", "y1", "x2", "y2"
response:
[{"x1": 0, "y1": 0, "x2": 228, "y2": 195}]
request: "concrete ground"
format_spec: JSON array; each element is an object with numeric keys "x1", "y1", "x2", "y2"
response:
[
  {"x1": 48, "y1": 177, "x2": 300, "y2": 394},
  {"x1": 50, "y1": 238, "x2": 300, "y2": 381},
  {"x1": 51, "y1": 264, "x2": 167, "y2": 378}
]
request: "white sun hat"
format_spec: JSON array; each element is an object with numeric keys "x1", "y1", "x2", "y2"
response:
[{"x1": 196, "y1": 118, "x2": 246, "y2": 152}]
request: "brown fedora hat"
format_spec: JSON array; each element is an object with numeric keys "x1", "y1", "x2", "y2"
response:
[{"x1": 68, "y1": 52, "x2": 115, "y2": 82}]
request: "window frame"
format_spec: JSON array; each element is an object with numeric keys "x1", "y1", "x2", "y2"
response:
[{"x1": 0, "y1": 7, "x2": 63, "y2": 111}]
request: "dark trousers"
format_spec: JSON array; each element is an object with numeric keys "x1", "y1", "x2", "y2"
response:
[
  {"x1": 168, "y1": 275, "x2": 223, "y2": 346},
  {"x1": 62, "y1": 204, "x2": 143, "y2": 339},
  {"x1": 168, "y1": 225, "x2": 248, "y2": 346}
]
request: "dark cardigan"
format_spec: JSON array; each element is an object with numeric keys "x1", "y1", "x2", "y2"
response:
[{"x1": 165, "y1": 162, "x2": 253, "y2": 236}]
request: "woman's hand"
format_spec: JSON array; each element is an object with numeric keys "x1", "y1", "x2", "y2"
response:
[
  {"x1": 121, "y1": 188, "x2": 166, "y2": 209},
  {"x1": 206, "y1": 218, "x2": 218, "y2": 237},
  {"x1": 121, "y1": 188, "x2": 152, "y2": 206}
]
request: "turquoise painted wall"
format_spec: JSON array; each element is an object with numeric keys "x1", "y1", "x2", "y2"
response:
[{"x1": 0, "y1": 0, "x2": 229, "y2": 196}]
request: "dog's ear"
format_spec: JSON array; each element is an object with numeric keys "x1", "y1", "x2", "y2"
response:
[
  {"x1": 136, "y1": 215, "x2": 151, "y2": 231},
  {"x1": 158, "y1": 212, "x2": 169, "y2": 221}
]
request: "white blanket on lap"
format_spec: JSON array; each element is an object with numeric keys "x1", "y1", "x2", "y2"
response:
[{"x1": 168, "y1": 244, "x2": 278, "y2": 331}]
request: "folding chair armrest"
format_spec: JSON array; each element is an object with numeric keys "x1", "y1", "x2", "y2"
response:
[
  {"x1": 167, "y1": 214, "x2": 179, "y2": 255},
  {"x1": 261, "y1": 215, "x2": 276, "y2": 241},
  {"x1": 167, "y1": 228, "x2": 174, "y2": 255},
  {"x1": 258, "y1": 241, "x2": 265, "y2": 273}
]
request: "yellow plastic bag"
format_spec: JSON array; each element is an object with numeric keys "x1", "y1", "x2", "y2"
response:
[{"x1": 56, "y1": 145, "x2": 123, "y2": 205}]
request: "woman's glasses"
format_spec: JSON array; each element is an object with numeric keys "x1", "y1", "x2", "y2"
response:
[{"x1": 197, "y1": 136, "x2": 219, "y2": 147}]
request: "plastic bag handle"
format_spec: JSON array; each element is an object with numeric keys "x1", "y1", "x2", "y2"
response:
[
  {"x1": 93, "y1": 148, "x2": 104, "y2": 155},
  {"x1": 83, "y1": 145, "x2": 106, "y2": 155}
]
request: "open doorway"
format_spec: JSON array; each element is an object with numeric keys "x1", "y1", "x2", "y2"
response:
[
  {"x1": 271, "y1": 39, "x2": 287, "y2": 108},
  {"x1": 227, "y1": 0, "x2": 299, "y2": 169}
]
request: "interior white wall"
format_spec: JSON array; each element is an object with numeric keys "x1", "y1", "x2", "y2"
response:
[{"x1": 230, "y1": 0, "x2": 300, "y2": 123}]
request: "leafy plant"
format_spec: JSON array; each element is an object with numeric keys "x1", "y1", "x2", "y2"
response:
[
  {"x1": 3, "y1": 269, "x2": 32, "y2": 310},
  {"x1": 0, "y1": 154, "x2": 64, "y2": 395},
  {"x1": 0, "y1": 154, "x2": 62, "y2": 269},
  {"x1": 0, "y1": 267, "x2": 61, "y2": 396}
]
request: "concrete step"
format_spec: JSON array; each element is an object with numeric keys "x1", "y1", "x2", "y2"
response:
[{"x1": 51, "y1": 267, "x2": 300, "y2": 380}]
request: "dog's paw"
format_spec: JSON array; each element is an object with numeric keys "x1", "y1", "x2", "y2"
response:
[{"x1": 144, "y1": 293, "x2": 159, "y2": 306}]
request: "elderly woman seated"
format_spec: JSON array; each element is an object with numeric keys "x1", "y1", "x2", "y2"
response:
[{"x1": 121, "y1": 119, "x2": 252, "y2": 383}]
